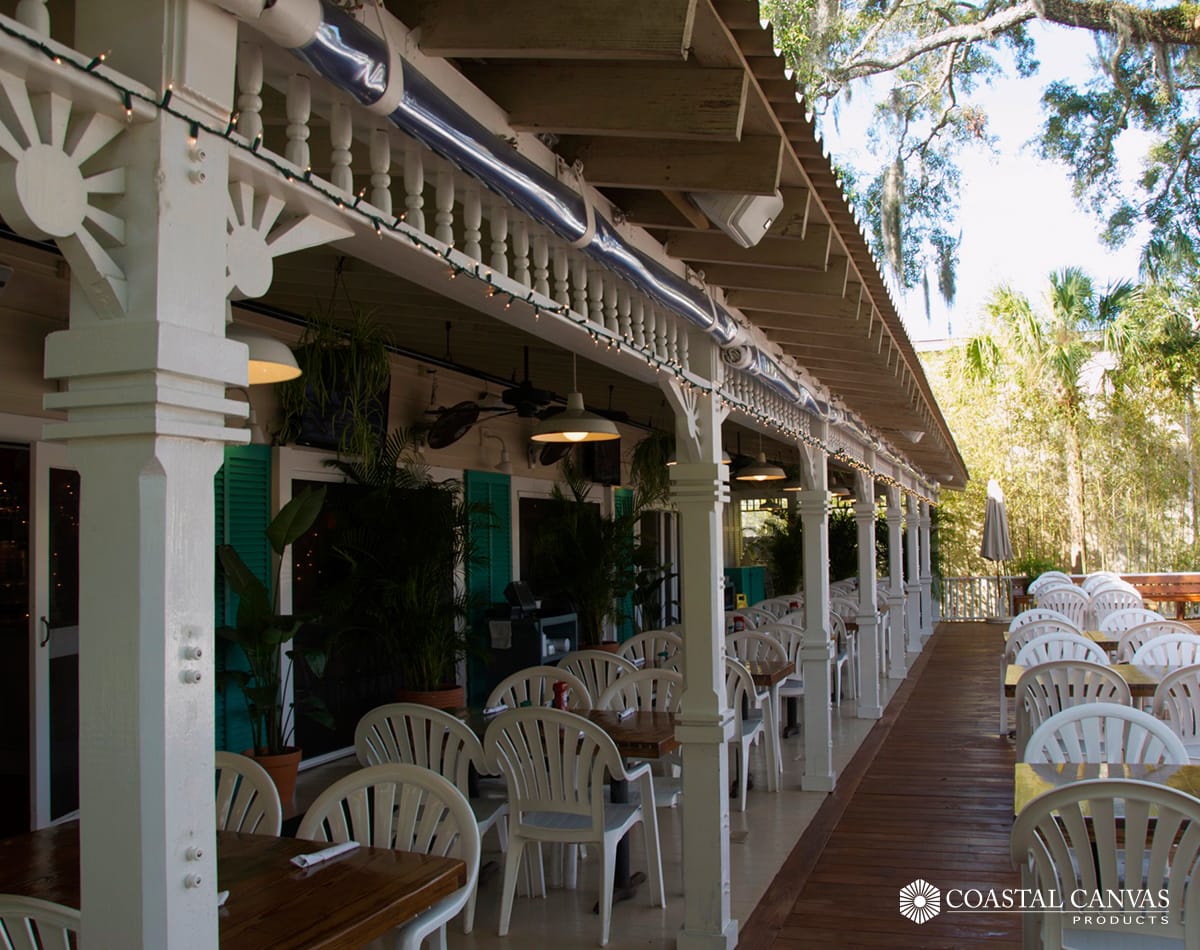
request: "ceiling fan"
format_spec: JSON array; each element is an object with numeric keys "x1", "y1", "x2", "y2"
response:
[{"x1": 424, "y1": 346, "x2": 558, "y2": 449}]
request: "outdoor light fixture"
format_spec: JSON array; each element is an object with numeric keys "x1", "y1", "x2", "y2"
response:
[
  {"x1": 227, "y1": 323, "x2": 301, "y2": 384},
  {"x1": 734, "y1": 435, "x2": 785, "y2": 482},
  {"x1": 530, "y1": 354, "x2": 619, "y2": 443}
]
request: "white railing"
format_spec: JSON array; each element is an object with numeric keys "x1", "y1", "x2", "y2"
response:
[{"x1": 937, "y1": 575, "x2": 1014, "y2": 621}]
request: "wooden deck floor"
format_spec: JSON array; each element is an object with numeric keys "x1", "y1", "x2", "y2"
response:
[{"x1": 741, "y1": 622, "x2": 1021, "y2": 948}]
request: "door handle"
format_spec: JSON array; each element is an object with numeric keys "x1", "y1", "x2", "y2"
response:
[{"x1": 39, "y1": 616, "x2": 50, "y2": 648}]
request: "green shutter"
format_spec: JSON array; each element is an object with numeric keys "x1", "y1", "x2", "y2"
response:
[
  {"x1": 213, "y1": 444, "x2": 271, "y2": 752},
  {"x1": 464, "y1": 470, "x2": 512, "y2": 707},
  {"x1": 615, "y1": 488, "x2": 635, "y2": 642}
]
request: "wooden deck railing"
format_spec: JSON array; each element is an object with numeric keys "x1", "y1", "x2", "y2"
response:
[{"x1": 938, "y1": 572, "x2": 1200, "y2": 621}]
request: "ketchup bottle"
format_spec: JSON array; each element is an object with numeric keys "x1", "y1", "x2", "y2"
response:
[{"x1": 553, "y1": 680, "x2": 569, "y2": 710}]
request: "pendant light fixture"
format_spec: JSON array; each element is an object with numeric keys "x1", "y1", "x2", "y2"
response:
[
  {"x1": 734, "y1": 433, "x2": 785, "y2": 482},
  {"x1": 530, "y1": 353, "x2": 620, "y2": 443},
  {"x1": 227, "y1": 323, "x2": 302, "y2": 384}
]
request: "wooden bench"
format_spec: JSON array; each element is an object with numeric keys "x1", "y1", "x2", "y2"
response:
[{"x1": 1123, "y1": 573, "x2": 1200, "y2": 619}]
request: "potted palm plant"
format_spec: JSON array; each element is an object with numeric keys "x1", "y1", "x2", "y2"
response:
[
  {"x1": 531, "y1": 459, "x2": 651, "y2": 649},
  {"x1": 323, "y1": 427, "x2": 486, "y2": 709},
  {"x1": 216, "y1": 486, "x2": 332, "y2": 801}
]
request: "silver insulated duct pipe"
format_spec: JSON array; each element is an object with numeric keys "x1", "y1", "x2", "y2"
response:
[{"x1": 222, "y1": 0, "x2": 829, "y2": 418}]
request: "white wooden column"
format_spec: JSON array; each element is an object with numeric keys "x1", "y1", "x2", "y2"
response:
[
  {"x1": 663, "y1": 342, "x2": 737, "y2": 950},
  {"x1": 884, "y1": 487, "x2": 908, "y2": 678},
  {"x1": 906, "y1": 493, "x2": 923, "y2": 652},
  {"x1": 919, "y1": 499, "x2": 935, "y2": 637},
  {"x1": 798, "y1": 435, "x2": 834, "y2": 791},
  {"x1": 56, "y1": 4, "x2": 246, "y2": 946},
  {"x1": 853, "y1": 468, "x2": 882, "y2": 719}
]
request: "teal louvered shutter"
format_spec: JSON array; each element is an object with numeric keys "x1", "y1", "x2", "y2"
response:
[
  {"x1": 615, "y1": 488, "x2": 635, "y2": 642},
  {"x1": 213, "y1": 444, "x2": 271, "y2": 752},
  {"x1": 464, "y1": 470, "x2": 512, "y2": 707}
]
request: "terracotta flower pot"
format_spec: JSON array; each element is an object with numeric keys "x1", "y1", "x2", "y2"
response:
[
  {"x1": 591, "y1": 640, "x2": 621, "y2": 654},
  {"x1": 246, "y1": 747, "x2": 302, "y2": 806},
  {"x1": 397, "y1": 685, "x2": 466, "y2": 710}
]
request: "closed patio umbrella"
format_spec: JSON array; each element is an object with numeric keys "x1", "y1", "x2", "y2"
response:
[{"x1": 980, "y1": 479, "x2": 1014, "y2": 619}]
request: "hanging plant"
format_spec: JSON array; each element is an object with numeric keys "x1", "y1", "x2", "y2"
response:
[
  {"x1": 630, "y1": 429, "x2": 674, "y2": 507},
  {"x1": 276, "y1": 306, "x2": 392, "y2": 461}
]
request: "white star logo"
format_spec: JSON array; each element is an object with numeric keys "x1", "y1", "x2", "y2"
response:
[{"x1": 899, "y1": 879, "x2": 941, "y2": 924}]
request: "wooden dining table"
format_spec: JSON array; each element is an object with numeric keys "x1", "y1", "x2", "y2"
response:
[
  {"x1": 1004, "y1": 663, "x2": 1169, "y2": 699},
  {"x1": 0, "y1": 823, "x2": 466, "y2": 949},
  {"x1": 1014, "y1": 761, "x2": 1200, "y2": 815}
]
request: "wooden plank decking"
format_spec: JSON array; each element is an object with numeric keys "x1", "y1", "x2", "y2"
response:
[{"x1": 741, "y1": 622, "x2": 1020, "y2": 947}]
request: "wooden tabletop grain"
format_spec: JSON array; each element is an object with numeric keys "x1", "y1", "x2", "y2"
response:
[
  {"x1": 1004, "y1": 663, "x2": 1166, "y2": 699},
  {"x1": 1014, "y1": 761, "x2": 1200, "y2": 815},
  {"x1": 586, "y1": 710, "x2": 678, "y2": 759},
  {"x1": 0, "y1": 824, "x2": 466, "y2": 950}
]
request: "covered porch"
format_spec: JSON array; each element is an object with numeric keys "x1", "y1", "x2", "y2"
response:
[{"x1": 0, "y1": 0, "x2": 966, "y2": 946}]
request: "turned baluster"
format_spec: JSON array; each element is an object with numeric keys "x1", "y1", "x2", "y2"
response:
[
  {"x1": 571, "y1": 257, "x2": 588, "y2": 317},
  {"x1": 370, "y1": 131, "x2": 393, "y2": 217},
  {"x1": 587, "y1": 268, "x2": 604, "y2": 327},
  {"x1": 463, "y1": 188, "x2": 482, "y2": 260},
  {"x1": 435, "y1": 167, "x2": 455, "y2": 245},
  {"x1": 329, "y1": 101, "x2": 353, "y2": 195},
  {"x1": 236, "y1": 43, "x2": 264, "y2": 147},
  {"x1": 403, "y1": 146, "x2": 423, "y2": 231},
  {"x1": 285, "y1": 75, "x2": 311, "y2": 171},
  {"x1": 512, "y1": 220, "x2": 530, "y2": 287},
  {"x1": 532, "y1": 232, "x2": 550, "y2": 298},
  {"x1": 15, "y1": 0, "x2": 49, "y2": 33},
  {"x1": 490, "y1": 205, "x2": 509, "y2": 277}
]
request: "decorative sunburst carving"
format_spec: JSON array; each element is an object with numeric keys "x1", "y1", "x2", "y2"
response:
[
  {"x1": 226, "y1": 179, "x2": 354, "y2": 299},
  {"x1": 0, "y1": 71, "x2": 126, "y2": 315}
]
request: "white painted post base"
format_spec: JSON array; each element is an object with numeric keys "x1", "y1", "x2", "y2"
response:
[{"x1": 670, "y1": 461, "x2": 738, "y2": 950}]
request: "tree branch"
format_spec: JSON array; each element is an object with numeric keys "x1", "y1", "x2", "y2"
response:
[{"x1": 1040, "y1": 0, "x2": 1200, "y2": 47}]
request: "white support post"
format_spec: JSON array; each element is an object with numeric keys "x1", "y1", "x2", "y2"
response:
[
  {"x1": 798, "y1": 436, "x2": 833, "y2": 791},
  {"x1": 884, "y1": 487, "x2": 907, "y2": 678},
  {"x1": 919, "y1": 499, "x2": 935, "y2": 638},
  {"x1": 906, "y1": 494, "x2": 923, "y2": 652},
  {"x1": 48, "y1": 6, "x2": 247, "y2": 943},
  {"x1": 663, "y1": 342, "x2": 737, "y2": 950},
  {"x1": 853, "y1": 468, "x2": 882, "y2": 719}
]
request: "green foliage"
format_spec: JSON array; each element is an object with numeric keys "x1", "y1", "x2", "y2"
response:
[
  {"x1": 1009, "y1": 553, "x2": 1065, "y2": 580},
  {"x1": 629, "y1": 429, "x2": 673, "y2": 508},
  {"x1": 323, "y1": 428, "x2": 487, "y2": 692},
  {"x1": 531, "y1": 458, "x2": 658, "y2": 646},
  {"x1": 762, "y1": 512, "x2": 806, "y2": 594},
  {"x1": 217, "y1": 486, "x2": 332, "y2": 755},
  {"x1": 277, "y1": 307, "x2": 392, "y2": 461}
]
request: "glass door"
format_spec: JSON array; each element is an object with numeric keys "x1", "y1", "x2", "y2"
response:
[{"x1": 30, "y1": 442, "x2": 79, "y2": 826}]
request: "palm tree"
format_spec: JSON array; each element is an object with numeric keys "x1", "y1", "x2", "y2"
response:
[{"x1": 963, "y1": 267, "x2": 1140, "y2": 573}]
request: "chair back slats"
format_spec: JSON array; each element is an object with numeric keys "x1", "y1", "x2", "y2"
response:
[
  {"x1": 1131, "y1": 632, "x2": 1200, "y2": 667},
  {"x1": 214, "y1": 751, "x2": 282, "y2": 836},
  {"x1": 0, "y1": 897, "x2": 79, "y2": 950},
  {"x1": 1023, "y1": 702, "x2": 1190, "y2": 764},
  {"x1": 1098, "y1": 607, "x2": 1165, "y2": 635},
  {"x1": 1008, "y1": 608, "x2": 1076, "y2": 633},
  {"x1": 1014, "y1": 631, "x2": 1109, "y2": 667},
  {"x1": 354, "y1": 703, "x2": 484, "y2": 794},
  {"x1": 725, "y1": 631, "x2": 787, "y2": 666},
  {"x1": 557, "y1": 650, "x2": 637, "y2": 703},
  {"x1": 1154, "y1": 664, "x2": 1200, "y2": 743},
  {"x1": 1012, "y1": 779, "x2": 1200, "y2": 946},
  {"x1": 597, "y1": 669, "x2": 683, "y2": 713},
  {"x1": 1116, "y1": 620, "x2": 1195, "y2": 662},
  {"x1": 1036, "y1": 587, "x2": 1089, "y2": 628},
  {"x1": 486, "y1": 666, "x2": 592, "y2": 712},
  {"x1": 617, "y1": 630, "x2": 682, "y2": 671},
  {"x1": 1014, "y1": 660, "x2": 1131, "y2": 753}
]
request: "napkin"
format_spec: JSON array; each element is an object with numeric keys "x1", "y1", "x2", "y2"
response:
[
  {"x1": 482, "y1": 704, "x2": 507, "y2": 717},
  {"x1": 617, "y1": 708, "x2": 636, "y2": 721},
  {"x1": 217, "y1": 890, "x2": 229, "y2": 907},
  {"x1": 290, "y1": 841, "x2": 360, "y2": 868}
]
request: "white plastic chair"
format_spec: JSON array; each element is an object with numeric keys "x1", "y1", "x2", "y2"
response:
[
  {"x1": 598, "y1": 669, "x2": 684, "y2": 808},
  {"x1": 617, "y1": 630, "x2": 682, "y2": 672},
  {"x1": 296, "y1": 763, "x2": 481, "y2": 950},
  {"x1": 1080, "y1": 570, "x2": 1124, "y2": 593},
  {"x1": 726, "y1": 631, "x2": 788, "y2": 776},
  {"x1": 724, "y1": 657, "x2": 778, "y2": 809},
  {"x1": 1089, "y1": 586, "x2": 1144, "y2": 627},
  {"x1": 487, "y1": 665, "x2": 593, "y2": 712},
  {"x1": 1011, "y1": 779, "x2": 1200, "y2": 949},
  {"x1": 1008, "y1": 608, "x2": 1077, "y2": 634},
  {"x1": 1035, "y1": 586, "x2": 1089, "y2": 629},
  {"x1": 1012, "y1": 660, "x2": 1131, "y2": 755},
  {"x1": 1023, "y1": 702, "x2": 1190, "y2": 764},
  {"x1": 1131, "y1": 632, "x2": 1200, "y2": 667},
  {"x1": 1026, "y1": 572, "x2": 1072, "y2": 596},
  {"x1": 752, "y1": 597, "x2": 791, "y2": 619},
  {"x1": 1014, "y1": 632, "x2": 1110, "y2": 668},
  {"x1": 354, "y1": 703, "x2": 509, "y2": 933},
  {"x1": 830, "y1": 611, "x2": 857, "y2": 705},
  {"x1": 1115, "y1": 620, "x2": 1195, "y2": 662},
  {"x1": 1002, "y1": 622, "x2": 1082, "y2": 735},
  {"x1": 214, "y1": 750, "x2": 283, "y2": 836},
  {"x1": 484, "y1": 707, "x2": 665, "y2": 947},
  {"x1": 1097, "y1": 606, "x2": 1165, "y2": 635},
  {"x1": 777, "y1": 609, "x2": 806, "y2": 628},
  {"x1": 1153, "y1": 664, "x2": 1200, "y2": 763},
  {"x1": 558, "y1": 650, "x2": 638, "y2": 704},
  {"x1": 0, "y1": 895, "x2": 79, "y2": 950},
  {"x1": 758, "y1": 623, "x2": 806, "y2": 724}
]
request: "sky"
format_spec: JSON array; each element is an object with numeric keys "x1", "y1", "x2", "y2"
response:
[{"x1": 817, "y1": 22, "x2": 1150, "y2": 344}]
